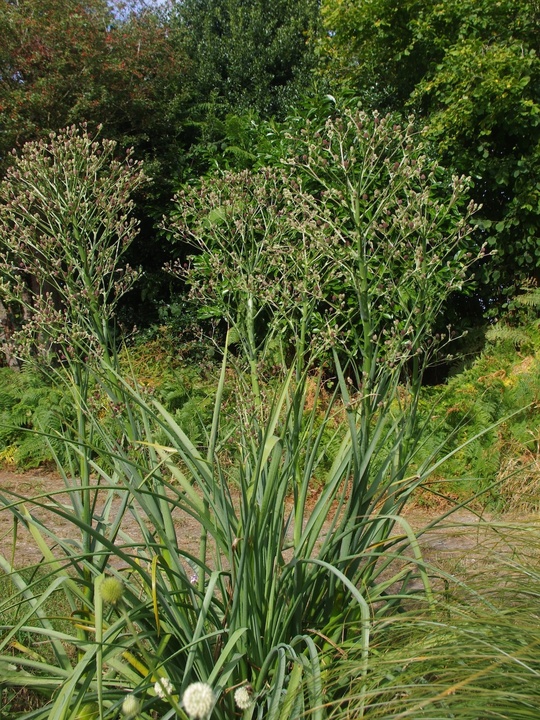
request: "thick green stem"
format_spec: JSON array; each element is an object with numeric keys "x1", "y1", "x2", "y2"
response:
[
  {"x1": 351, "y1": 183, "x2": 374, "y2": 460},
  {"x1": 246, "y1": 293, "x2": 261, "y2": 409},
  {"x1": 295, "y1": 297, "x2": 308, "y2": 383}
]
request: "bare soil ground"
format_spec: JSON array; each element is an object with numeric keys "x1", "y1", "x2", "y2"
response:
[
  {"x1": 0, "y1": 469, "x2": 203, "y2": 568},
  {"x1": 0, "y1": 469, "x2": 538, "y2": 574}
]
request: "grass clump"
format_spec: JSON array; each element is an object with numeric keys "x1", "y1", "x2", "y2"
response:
[{"x1": 318, "y1": 518, "x2": 540, "y2": 718}]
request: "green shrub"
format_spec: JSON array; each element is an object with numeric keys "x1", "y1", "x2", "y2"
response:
[{"x1": 415, "y1": 331, "x2": 540, "y2": 508}]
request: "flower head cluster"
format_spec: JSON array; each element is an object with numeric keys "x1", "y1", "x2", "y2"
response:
[
  {"x1": 122, "y1": 693, "x2": 141, "y2": 718},
  {"x1": 182, "y1": 682, "x2": 215, "y2": 719},
  {"x1": 234, "y1": 685, "x2": 253, "y2": 710},
  {"x1": 154, "y1": 677, "x2": 174, "y2": 699},
  {"x1": 100, "y1": 577, "x2": 124, "y2": 605}
]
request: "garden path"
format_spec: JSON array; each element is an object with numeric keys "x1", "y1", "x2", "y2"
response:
[{"x1": 0, "y1": 470, "x2": 538, "y2": 575}]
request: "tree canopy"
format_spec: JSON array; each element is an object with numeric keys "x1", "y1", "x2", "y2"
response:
[
  {"x1": 0, "y1": 0, "x2": 189, "y2": 169},
  {"x1": 171, "y1": 0, "x2": 320, "y2": 119},
  {"x1": 319, "y1": 0, "x2": 540, "y2": 301}
]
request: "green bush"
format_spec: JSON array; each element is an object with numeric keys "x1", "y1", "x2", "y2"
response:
[{"x1": 415, "y1": 330, "x2": 540, "y2": 508}]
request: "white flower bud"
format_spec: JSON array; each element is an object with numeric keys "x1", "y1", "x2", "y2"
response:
[
  {"x1": 182, "y1": 681, "x2": 215, "y2": 719},
  {"x1": 154, "y1": 678, "x2": 174, "y2": 699},
  {"x1": 234, "y1": 685, "x2": 253, "y2": 710}
]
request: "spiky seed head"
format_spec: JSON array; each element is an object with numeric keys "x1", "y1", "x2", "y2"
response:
[
  {"x1": 234, "y1": 685, "x2": 253, "y2": 710},
  {"x1": 122, "y1": 694, "x2": 141, "y2": 718},
  {"x1": 100, "y1": 577, "x2": 124, "y2": 605}
]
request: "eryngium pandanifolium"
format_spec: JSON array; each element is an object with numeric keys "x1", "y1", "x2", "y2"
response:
[
  {"x1": 182, "y1": 682, "x2": 215, "y2": 719},
  {"x1": 234, "y1": 685, "x2": 253, "y2": 710},
  {"x1": 121, "y1": 693, "x2": 141, "y2": 718},
  {"x1": 99, "y1": 577, "x2": 124, "y2": 605},
  {"x1": 154, "y1": 678, "x2": 174, "y2": 699}
]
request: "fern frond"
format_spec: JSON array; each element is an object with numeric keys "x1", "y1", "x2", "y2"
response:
[
  {"x1": 516, "y1": 288, "x2": 540, "y2": 307},
  {"x1": 486, "y1": 324, "x2": 531, "y2": 346}
]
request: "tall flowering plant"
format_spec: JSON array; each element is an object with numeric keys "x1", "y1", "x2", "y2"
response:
[
  {"x1": 168, "y1": 109, "x2": 480, "y2": 380},
  {"x1": 0, "y1": 126, "x2": 148, "y2": 642},
  {"x1": 0, "y1": 124, "x2": 147, "y2": 365},
  {"x1": 0, "y1": 110, "x2": 486, "y2": 720}
]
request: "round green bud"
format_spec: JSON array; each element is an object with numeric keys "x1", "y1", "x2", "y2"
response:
[
  {"x1": 100, "y1": 577, "x2": 124, "y2": 605},
  {"x1": 122, "y1": 693, "x2": 141, "y2": 718}
]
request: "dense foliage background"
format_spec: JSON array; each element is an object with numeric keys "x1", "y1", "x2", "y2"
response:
[
  {"x1": 1, "y1": 0, "x2": 539, "y2": 332},
  {"x1": 0, "y1": 0, "x2": 539, "y2": 467}
]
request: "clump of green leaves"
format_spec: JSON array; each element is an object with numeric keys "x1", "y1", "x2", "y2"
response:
[
  {"x1": 415, "y1": 338, "x2": 540, "y2": 509},
  {"x1": 0, "y1": 367, "x2": 73, "y2": 468},
  {"x1": 486, "y1": 284, "x2": 540, "y2": 349},
  {"x1": 0, "y1": 107, "x2": 488, "y2": 719}
]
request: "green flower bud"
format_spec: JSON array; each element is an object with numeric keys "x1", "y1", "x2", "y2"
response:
[
  {"x1": 122, "y1": 693, "x2": 141, "y2": 718},
  {"x1": 100, "y1": 577, "x2": 124, "y2": 605}
]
